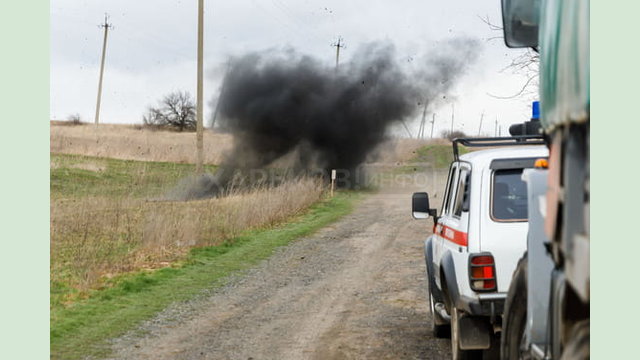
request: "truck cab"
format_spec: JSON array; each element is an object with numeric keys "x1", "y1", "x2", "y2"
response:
[
  {"x1": 412, "y1": 138, "x2": 547, "y2": 359},
  {"x1": 499, "y1": 0, "x2": 590, "y2": 358}
]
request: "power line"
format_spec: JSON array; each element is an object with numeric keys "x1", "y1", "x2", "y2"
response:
[{"x1": 94, "y1": 13, "x2": 113, "y2": 125}]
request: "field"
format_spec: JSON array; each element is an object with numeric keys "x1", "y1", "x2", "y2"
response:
[
  {"x1": 50, "y1": 123, "x2": 442, "y2": 359},
  {"x1": 50, "y1": 124, "x2": 454, "y2": 304},
  {"x1": 51, "y1": 190, "x2": 359, "y2": 360},
  {"x1": 51, "y1": 153, "x2": 326, "y2": 306},
  {"x1": 403, "y1": 139, "x2": 469, "y2": 170},
  {"x1": 50, "y1": 122, "x2": 432, "y2": 166},
  {"x1": 50, "y1": 123, "x2": 233, "y2": 164}
]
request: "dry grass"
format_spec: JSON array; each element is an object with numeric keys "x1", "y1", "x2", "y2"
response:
[
  {"x1": 51, "y1": 177, "x2": 324, "y2": 303},
  {"x1": 50, "y1": 123, "x2": 234, "y2": 164},
  {"x1": 50, "y1": 124, "x2": 432, "y2": 305},
  {"x1": 50, "y1": 123, "x2": 433, "y2": 166}
]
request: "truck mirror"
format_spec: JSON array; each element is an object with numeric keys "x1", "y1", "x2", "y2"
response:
[
  {"x1": 412, "y1": 192, "x2": 431, "y2": 219},
  {"x1": 502, "y1": 0, "x2": 540, "y2": 48}
]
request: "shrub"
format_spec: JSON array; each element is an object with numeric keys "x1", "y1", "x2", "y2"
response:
[
  {"x1": 143, "y1": 91, "x2": 196, "y2": 132},
  {"x1": 66, "y1": 113, "x2": 83, "y2": 125}
]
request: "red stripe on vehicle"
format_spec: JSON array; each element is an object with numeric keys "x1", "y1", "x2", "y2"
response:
[{"x1": 440, "y1": 225, "x2": 468, "y2": 247}]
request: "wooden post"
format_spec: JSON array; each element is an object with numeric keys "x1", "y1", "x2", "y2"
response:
[{"x1": 330, "y1": 169, "x2": 336, "y2": 197}]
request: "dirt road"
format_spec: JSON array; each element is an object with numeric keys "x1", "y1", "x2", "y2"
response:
[{"x1": 108, "y1": 173, "x2": 451, "y2": 360}]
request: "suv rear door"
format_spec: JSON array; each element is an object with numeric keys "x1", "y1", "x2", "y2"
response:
[
  {"x1": 433, "y1": 162, "x2": 458, "y2": 286},
  {"x1": 480, "y1": 159, "x2": 535, "y2": 292},
  {"x1": 441, "y1": 163, "x2": 471, "y2": 255}
]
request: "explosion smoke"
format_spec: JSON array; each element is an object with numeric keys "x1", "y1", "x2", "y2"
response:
[{"x1": 172, "y1": 39, "x2": 480, "y2": 200}]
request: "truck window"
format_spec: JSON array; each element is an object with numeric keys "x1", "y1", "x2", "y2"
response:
[
  {"x1": 441, "y1": 164, "x2": 458, "y2": 216},
  {"x1": 453, "y1": 169, "x2": 470, "y2": 217},
  {"x1": 491, "y1": 168, "x2": 528, "y2": 221}
]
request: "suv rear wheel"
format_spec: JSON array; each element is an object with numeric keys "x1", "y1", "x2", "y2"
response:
[
  {"x1": 501, "y1": 256, "x2": 528, "y2": 359},
  {"x1": 429, "y1": 293, "x2": 450, "y2": 338},
  {"x1": 450, "y1": 302, "x2": 482, "y2": 360},
  {"x1": 560, "y1": 320, "x2": 589, "y2": 360}
]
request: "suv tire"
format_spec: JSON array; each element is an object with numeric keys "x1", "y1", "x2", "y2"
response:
[
  {"x1": 560, "y1": 320, "x2": 589, "y2": 360},
  {"x1": 429, "y1": 292, "x2": 450, "y2": 338},
  {"x1": 501, "y1": 255, "x2": 528, "y2": 360},
  {"x1": 450, "y1": 301, "x2": 482, "y2": 360}
]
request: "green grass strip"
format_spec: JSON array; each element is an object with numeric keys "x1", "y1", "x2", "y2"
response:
[
  {"x1": 409, "y1": 143, "x2": 468, "y2": 168},
  {"x1": 397, "y1": 143, "x2": 469, "y2": 174},
  {"x1": 50, "y1": 191, "x2": 361, "y2": 360},
  {"x1": 51, "y1": 154, "x2": 218, "y2": 199}
]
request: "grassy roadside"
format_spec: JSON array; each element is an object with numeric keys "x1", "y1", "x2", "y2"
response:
[
  {"x1": 51, "y1": 191, "x2": 361, "y2": 360},
  {"x1": 399, "y1": 143, "x2": 468, "y2": 173},
  {"x1": 51, "y1": 154, "x2": 324, "y2": 306},
  {"x1": 410, "y1": 143, "x2": 469, "y2": 168},
  {"x1": 51, "y1": 154, "x2": 218, "y2": 199}
]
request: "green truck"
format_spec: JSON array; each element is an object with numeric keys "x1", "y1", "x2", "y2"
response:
[{"x1": 500, "y1": 0, "x2": 589, "y2": 359}]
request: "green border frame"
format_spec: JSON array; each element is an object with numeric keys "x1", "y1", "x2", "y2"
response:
[
  {"x1": 0, "y1": 1, "x2": 50, "y2": 359},
  {"x1": 0, "y1": 1, "x2": 637, "y2": 358}
]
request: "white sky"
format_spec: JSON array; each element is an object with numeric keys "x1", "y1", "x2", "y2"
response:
[{"x1": 50, "y1": 0, "x2": 537, "y2": 137}]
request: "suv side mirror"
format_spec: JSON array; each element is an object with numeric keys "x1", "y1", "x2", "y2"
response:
[{"x1": 412, "y1": 192, "x2": 431, "y2": 219}]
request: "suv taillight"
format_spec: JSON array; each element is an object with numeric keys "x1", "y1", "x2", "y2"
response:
[{"x1": 469, "y1": 254, "x2": 497, "y2": 292}]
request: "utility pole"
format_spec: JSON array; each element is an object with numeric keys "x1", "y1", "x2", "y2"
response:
[
  {"x1": 419, "y1": 100, "x2": 428, "y2": 139},
  {"x1": 450, "y1": 103, "x2": 455, "y2": 134},
  {"x1": 495, "y1": 116, "x2": 498, "y2": 136},
  {"x1": 196, "y1": 0, "x2": 204, "y2": 174},
  {"x1": 478, "y1": 111, "x2": 484, "y2": 136},
  {"x1": 430, "y1": 113, "x2": 436, "y2": 138},
  {"x1": 400, "y1": 120, "x2": 413, "y2": 138},
  {"x1": 331, "y1": 37, "x2": 345, "y2": 70},
  {"x1": 94, "y1": 14, "x2": 113, "y2": 125}
]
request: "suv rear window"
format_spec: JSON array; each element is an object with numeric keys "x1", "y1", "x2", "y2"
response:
[{"x1": 491, "y1": 169, "x2": 527, "y2": 221}]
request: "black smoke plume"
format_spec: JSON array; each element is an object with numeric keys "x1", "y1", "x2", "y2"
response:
[{"x1": 172, "y1": 39, "x2": 480, "y2": 199}]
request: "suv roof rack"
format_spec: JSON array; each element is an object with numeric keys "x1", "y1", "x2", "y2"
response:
[{"x1": 452, "y1": 135, "x2": 546, "y2": 161}]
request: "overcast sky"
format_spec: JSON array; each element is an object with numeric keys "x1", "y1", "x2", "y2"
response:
[{"x1": 51, "y1": 0, "x2": 536, "y2": 137}]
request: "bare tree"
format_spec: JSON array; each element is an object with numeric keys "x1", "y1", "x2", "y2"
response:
[
  {"x1": 478, "y1": 15, "x2": 539, "y2": 100},
  {"x1": 143, "y1": 91, "x2": 196, "y2": 131},
  {"x1": 66, "y1": 113, "x2": 82, "y2": 125}
]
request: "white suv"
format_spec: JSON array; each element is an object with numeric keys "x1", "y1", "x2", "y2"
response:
[{"x1": 412, "y1": 138, "x2": 548, "y2": 359}]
